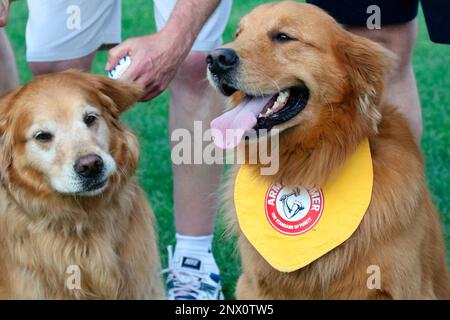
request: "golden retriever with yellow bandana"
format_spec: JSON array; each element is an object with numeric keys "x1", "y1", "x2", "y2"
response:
[{"x1": 207, "y1": 2, "x2": 449, "y2": 299}]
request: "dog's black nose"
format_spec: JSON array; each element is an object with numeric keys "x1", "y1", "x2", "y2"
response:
[
  {"x1": 74, "y1": 154, "x2": 104, "y2": 178},
  {"x1": 207, "y1": 48, "x2": 239, "y2": 73}
]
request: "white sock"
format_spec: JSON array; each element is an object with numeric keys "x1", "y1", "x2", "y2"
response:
[
  {"x1": 175, "y1": 233, "x2": 213, "y2": 253},
  {"x1": 173, "y1": 234, "x2": 219, "y2": 274}
]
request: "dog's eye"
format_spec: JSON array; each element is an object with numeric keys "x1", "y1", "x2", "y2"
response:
[
  {"x1": 84, "y1": 114, "x2": 98, "y2": 127},
  {"x1": 34, "y1": 132, "x2": 53, "y2": 143},
  {"x1": 234, "y1": 27, "x2": 242, "y2": 38},
  {"x1": 272, "y1": 33, "x2": 293, "y2": 42}
]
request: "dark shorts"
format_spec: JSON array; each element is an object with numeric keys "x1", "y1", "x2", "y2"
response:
[{"x1": 306, "y1": 0, "x2": 450, "y2": 44}]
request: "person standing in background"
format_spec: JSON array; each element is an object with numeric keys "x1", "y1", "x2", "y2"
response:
[{"x1": 107, "y1": 0, "x2": 232, "y2": 301}]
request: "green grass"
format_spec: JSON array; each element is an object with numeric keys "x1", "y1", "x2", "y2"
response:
[{"x1": 5, "y1": 0, "x2": 450, "y2": 299}]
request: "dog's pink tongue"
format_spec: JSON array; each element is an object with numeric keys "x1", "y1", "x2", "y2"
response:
[{"x1": 211, "y1": 96, "x2": 272, "y2": 149}]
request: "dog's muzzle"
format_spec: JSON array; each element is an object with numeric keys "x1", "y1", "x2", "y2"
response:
[{"x1": 207, "y1": 48, "x2": 240, "y2": 96}]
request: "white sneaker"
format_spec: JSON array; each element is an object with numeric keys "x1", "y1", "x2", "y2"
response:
[{"x1": 162, "y1": 246, "x2": 224, "y2": 300}]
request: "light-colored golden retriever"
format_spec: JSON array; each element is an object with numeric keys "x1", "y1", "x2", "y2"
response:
[
  {"x1": 0, "y1": 70, "x2": 163, "y2": 299},
  {"x1": 207, "y1": 1, "x2": 449, "y2": 299}
]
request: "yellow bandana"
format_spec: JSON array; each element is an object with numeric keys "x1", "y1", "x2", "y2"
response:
[{"x1": 234, "y1": 139, "x2": 373, "y2": 272}]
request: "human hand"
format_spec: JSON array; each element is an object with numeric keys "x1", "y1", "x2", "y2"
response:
[{"x1": 106, "y1": 31, "x2": 188, "y2": 102}]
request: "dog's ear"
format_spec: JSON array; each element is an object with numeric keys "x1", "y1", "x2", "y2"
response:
[
  {"x1": 64, "y1": 70, "x2": 144, "y2": 116},
  {"x1": 0, "y1": 88, "x2": 19, "y2": 138},
  {"x1": 92, "y1": 76, "x2": 144, "y2": 116},
  {"x1": 337, "y1": 32, "x2": 396, "y2": 132},
  {"x1": 0, "y1": 89, "x2": 18, "y2": 178}
]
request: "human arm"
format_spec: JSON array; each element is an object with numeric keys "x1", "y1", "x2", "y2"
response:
[{"x1": 106, "y1": 0, "x2": 221, "y2": 101}]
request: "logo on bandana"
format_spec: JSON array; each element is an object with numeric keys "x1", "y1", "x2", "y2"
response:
[{"x1": 265, "y1": 183, "x2": 324, "y2": 235}]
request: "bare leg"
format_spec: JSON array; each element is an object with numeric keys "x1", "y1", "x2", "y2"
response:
[
  {"x1": 169, "y1": 51, "x2": 225, "y2": 236},
  {"x1": 29, "y1": 50, "x2": 97, "y2": 76},
  {"x1": 347, "y1": 19, "x2": 422, "y2": 143},
  {"x1": 0, "y1": 28, "x2": 19, "y2": 95}
]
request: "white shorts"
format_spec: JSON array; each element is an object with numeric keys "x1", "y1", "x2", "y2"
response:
[
  {"x1": 26, "y1": 0, "x2": 121, "y2": 62},
  {"x1": 154, "y1": 0, "x2": 232, "y2": 52},
  {"x1": 26, "y1": 0, "x2": 232, "y2": 62}
]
